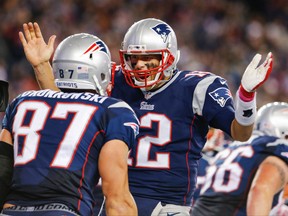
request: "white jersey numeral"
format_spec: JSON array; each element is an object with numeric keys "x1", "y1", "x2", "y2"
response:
[
  {"x1": 13, "y1": 101, "x2": 97, "y2": 168},
  {"x1": 201, "y1": 146, "x2": 254, "y2": 193},
  {"x1": 128, "y1": 113, "x2": 171, "y2": 168}
]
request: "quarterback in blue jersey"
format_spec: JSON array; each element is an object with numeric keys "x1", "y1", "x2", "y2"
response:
[
  {"x1": 111, "y1": 18, "x2": 272, "y2": 215},
  {"x1": 19, "y1": 19, "x2": 273, "y2": 216},
  {"x1": 0, "y1": 29, "x2": 138, "y2": 215},
  {"x1": 192, "y1": 102, "x2": 288, "y2": 216}
]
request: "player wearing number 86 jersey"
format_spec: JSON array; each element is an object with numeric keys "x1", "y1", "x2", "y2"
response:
[{"x1": 192, "y1": 102, "x2": 288, "y2": 216}]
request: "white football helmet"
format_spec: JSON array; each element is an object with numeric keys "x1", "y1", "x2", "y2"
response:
[
  {"x1": 119, "y1": 18, "x2": 180, "y2": 89},
  {"x1": 53, "y1": 33, "x2": 112, "y2": 96},
  {"x1": 255, "y1": 102, "x2": 288, "y2": 139}
]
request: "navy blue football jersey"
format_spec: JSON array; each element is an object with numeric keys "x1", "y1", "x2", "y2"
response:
[
  {"x1": 111, "y1": 69, "x2": 236, "y2": 206},
  {"x1": 2, "y1": 89, "x2": 139, "y2": 216},
  {"x1": 193, "y1": 132, "x2": 288, "y2": 215},
  {"x1": 192, "y1": 154, "x2": 210, "y2": 205}
]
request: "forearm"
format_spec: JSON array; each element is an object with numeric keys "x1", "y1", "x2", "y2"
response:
[
  {"x1": 103, "y1": 181, "x2": 137, "y2": 215},
  {"x1": 33, "y1": 62, "x2": 59, "y2": 91},
  {"x1": 247, "y1": 185, "x2": 273, "y2": 216},
  {"x1": 231, "y1": 119, "x2": 253, "y2": 141},
  {"x1": 105, "y1": 193, "x2": 137, "y2": 216},
  {"x1": 100, "y1": 140, "x2": 137, "y2": 215},
  {"x1": 247, "y1": 156, "x2": 288, "y2": 216}
]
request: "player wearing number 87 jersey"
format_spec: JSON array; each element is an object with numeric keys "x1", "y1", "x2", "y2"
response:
[
  {"x1": 192, "y1": 102, "x2": 288, "y2": 216},
  {"x1": 0, "y1": 29, "x2": 139, "y2": 216}
]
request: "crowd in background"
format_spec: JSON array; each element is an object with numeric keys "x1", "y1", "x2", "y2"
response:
[{"x1": 0, "y1": 0, "x2": 287, "y2": 110}]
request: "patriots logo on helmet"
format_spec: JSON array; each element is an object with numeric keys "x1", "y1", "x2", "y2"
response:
[
  {"x1": 151, "y1": 24, "x2": 171, "y2": 43},
  {"x1": 83, "y1": 41, "x2": 108, "y2": 55},
  {"x1": 209, "y1": 87, "x2": 232, "y2": 107}
]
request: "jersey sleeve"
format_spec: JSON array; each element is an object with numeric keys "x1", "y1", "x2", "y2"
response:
[
  {"x1": 193, "y1": 74, "x2": 235, "y2": 136},
  {"x1": 1, "y1": 98, "x2": 18, "y2": 132},
  {"x1": 262, "y1": 137, "x2": 288, "y2": 164},
  {"x1": 104, "y1": 100, "x2": 139, "y2": 150}
]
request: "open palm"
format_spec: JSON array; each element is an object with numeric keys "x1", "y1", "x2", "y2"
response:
[{"x1": 19, "y1": 22, "x2": 56, "y2": 67}]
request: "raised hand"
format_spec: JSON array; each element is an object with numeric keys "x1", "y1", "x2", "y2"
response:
[
  {"x1": 19, "y1": 22, "x2": 56, "y2": 68},
  {"x1": 241, "y1": 52, "x2": 273, "y2": 93},
  {"x1": 234, "y1": 52, "x2": 273, "y2": 131}
]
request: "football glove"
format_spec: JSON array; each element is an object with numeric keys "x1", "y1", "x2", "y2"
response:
[{"x1": 241, "y1": 52, "x2": 273, "y2": 94}]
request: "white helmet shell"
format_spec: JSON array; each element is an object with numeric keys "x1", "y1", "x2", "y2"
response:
[
  {"x1": 255, "y1": 102, "x2": 288, "y2": 139},
  {"x1": 120, "y1": 18, "x2": 180, "y2": 88},
  {"x1": 53, "y1": 33, "x2": 111, "y2": 96}
]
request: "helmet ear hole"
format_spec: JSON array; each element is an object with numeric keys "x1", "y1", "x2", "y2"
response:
[{"x1": 101, "y1": 73, "x2": 105, "y2": 81}]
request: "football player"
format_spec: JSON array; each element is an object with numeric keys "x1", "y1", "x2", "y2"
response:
[
  {"x1": 0, "y1": 31, "x2": 138, "y2": 215},
  {"x1": 192, "y1": 102, "x2": 288, "y2": 215}
]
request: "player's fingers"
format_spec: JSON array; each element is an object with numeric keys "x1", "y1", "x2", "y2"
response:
[
  {"x1": 47, "y1": 35, "x2": 56, "y2": 50},
  {"x1": 19, "y1": 32, "x2": 28, "y2": 47},
  {"x1": 28, "y1": 22, "x2": 36, "y2": 40},
  {"x1": 249, "y1": 53, "x2": 261, "y2": 69},
  {"x1": 23, "y1": 23, "x2": 31, "y2": 42},
  {"x1": 33, "y1": 22, "x2": 43, "y2": 39},
  {"x1": 264, "y1": 58, "x2": 273, "y2": 78},
  {"x1": 263, "y1": 52, "x2": 273, "y2": 67}
]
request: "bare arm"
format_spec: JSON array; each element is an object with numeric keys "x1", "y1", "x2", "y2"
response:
[
  {"x1": 230, "y1": 119, "x2": 254, "y2": 141},
  {"x1": 247, "y1": 156, "x2": 288, "y2": 216},
  {"x1": 99, "y1": 139, "x2": 137, "y2": 215},
  {"x1": 0, "y1": 129, "x2": 13, "y2": 144},
  {"x1": 19, "y1": 22, "x2": 59, "y2": 91}
]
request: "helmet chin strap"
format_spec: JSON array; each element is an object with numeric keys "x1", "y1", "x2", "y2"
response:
[
  {"x1": 92, "y1": 75, "x2": 105, "y2": 96},
  {"x1": 134, "y1": 72, "x2": 161, "y2": 86},
  {"x1": 138, "y1": 69, "x2": 176, "y2": 91}
]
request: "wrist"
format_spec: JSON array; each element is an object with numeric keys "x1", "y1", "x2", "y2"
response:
[
  {"x1": 32, "y1": 61, "x2": 50, "y2": 71},
  {"x1": 32, "y1": 61, "x2": 53, "y2": 76},
  {"x1": 235, "y1": 89, "x2": 257, "y2": 126},
  {"x1": 239, "y1": 84, "x2": 255, "y2": 102}
]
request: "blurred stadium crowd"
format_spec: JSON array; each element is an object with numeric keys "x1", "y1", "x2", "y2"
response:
[{"x1": 0, "y1": 0, "x2": 287, "y2": 108}]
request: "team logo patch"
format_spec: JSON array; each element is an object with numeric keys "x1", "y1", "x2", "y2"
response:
[
  {"x1": 83, "y1": 41, "x2": 108, "y2": 55},
  {"x1": 209, "y1": 87, "x2": 232, "y2": 107},
  {"x1": 243, "y1": 109, "x2": 253, "y2": 117},
  {"x1": 124, "y1": 122, "x2": 139, "y2": 137},
  {"x1": 151, "y1": 24, "x2": 171, "y2": 43}
]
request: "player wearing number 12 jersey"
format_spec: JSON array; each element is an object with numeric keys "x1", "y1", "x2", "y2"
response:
[
  {"x1": 109, "y1": 18, "x2": 273, "y2": 215},
  {"x1": 192, "y1": 102, "x2": 288, "y2": 216},
  {"x1": 0, "y1": 30, "x2": 138, "y2": 215}
]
